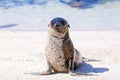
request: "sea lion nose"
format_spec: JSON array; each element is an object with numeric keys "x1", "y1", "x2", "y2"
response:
[{"x1": 55, "y1": 22, "x2": 62, "y2": 27}]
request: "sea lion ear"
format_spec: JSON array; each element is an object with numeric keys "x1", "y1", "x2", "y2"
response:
[
  {"x1": 48, "y1": 24, "x2": 50, "y2": 27},
  {"x1": 68, "y1": 24, "x2": 70, "y2": 28}
]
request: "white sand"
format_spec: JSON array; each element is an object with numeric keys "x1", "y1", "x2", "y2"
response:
[{"x1": 0, "y1": 31, "x2": 120, "y2": 80}]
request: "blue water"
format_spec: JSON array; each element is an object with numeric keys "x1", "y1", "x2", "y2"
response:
[
  {"x1": 0, "y1": 0, "x2": 47, "y2": 8},
  {"x1": 0, "y1": 0, "x2": 120, "y2": 9},
  {"x1": 0, "y1": 0, "x2": 102, "y2": 9},
  {"x1": 0, "y1": 0, "x2": 120, "y2": 31}
]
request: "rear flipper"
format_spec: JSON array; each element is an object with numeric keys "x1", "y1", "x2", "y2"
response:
[
  {"x1": 82, "y1": 57, "x2": 101, "y2": 62},
  {"x1": 69, "y1": 71, "x2": 98, "y2": 76},
  {"x1": 68, "y1": 49, "x2": 98, "y2": 76}
]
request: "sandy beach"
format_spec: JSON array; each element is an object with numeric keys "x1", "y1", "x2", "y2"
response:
[
  {"x1": 0, "y1": 0, "x2": 120, "y2": 80},
  {"x1": 0, "y1": 31, "x2": 120, "y2": 80}
]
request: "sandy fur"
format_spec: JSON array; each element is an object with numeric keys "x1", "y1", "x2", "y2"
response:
[{"x1": 45, "y1": 28, "x2": 68, "y2": 72}]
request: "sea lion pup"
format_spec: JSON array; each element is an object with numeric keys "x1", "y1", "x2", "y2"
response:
[{"x1": 40, "y1": 17, "x2": 82, "y2": 76}]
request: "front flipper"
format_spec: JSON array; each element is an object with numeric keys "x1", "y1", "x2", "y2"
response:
[{"x1": 40, "y1": 62, "x2": 53, "y2": 75}]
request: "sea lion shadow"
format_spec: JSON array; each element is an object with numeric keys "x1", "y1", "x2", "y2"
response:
[
  {"x1": 76, "y1": 62, "x2": 109, "y2": 74},
  {"x1": 0, "y1": 24, "x2": 18, "y2": 29}
]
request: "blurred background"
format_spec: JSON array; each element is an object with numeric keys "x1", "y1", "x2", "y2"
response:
[{"x1": 0, "y1": 0, "x2": 120, "y2": 31}]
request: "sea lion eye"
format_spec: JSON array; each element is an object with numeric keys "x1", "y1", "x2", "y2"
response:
[
  {"x1": 68, "y1": 25, "x2": 70, "y2": 28},
  {"x1": 63, "y1": 24, "x2": 70, "y2": 28}
]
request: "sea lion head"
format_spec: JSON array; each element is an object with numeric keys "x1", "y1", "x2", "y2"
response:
[{"x1": 49, "y1": 17, "x2": 70, "y2": 38}]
